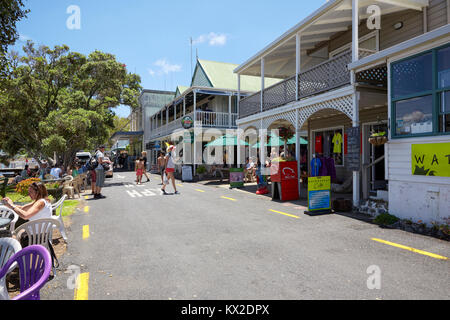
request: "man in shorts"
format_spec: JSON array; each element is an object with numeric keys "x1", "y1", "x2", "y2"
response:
[
  {"x1": 94, "y1": 146, "x2": 106, "y2": 199},
  {"x1": 157, "y1": 151, "x2": 166, "y2": 185}
]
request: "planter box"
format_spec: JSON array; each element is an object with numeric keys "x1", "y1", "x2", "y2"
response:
[{"x1": 369, "y1": 135, "x2": 388, "y2": 146}]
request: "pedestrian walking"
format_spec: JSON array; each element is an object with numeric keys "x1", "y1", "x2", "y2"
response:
[
  {"x1": 136, "y1": 158, "x2": 145, "y2": 185},
  {"x1": 161, "y1": 146, "x2": 179, "y2": 195},
  {"x1": 157, "y1": 151, "x2": 166, "y2": 185},
  {"x1": 141, "y1": 151, "x2": 150, "y2": 182}
]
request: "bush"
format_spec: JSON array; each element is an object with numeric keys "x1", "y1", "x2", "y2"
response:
[
  {"x1": 374, "y1": 213, "x2": 399, "y2": 226},
  {"x1": 15, "y1": 178, "x2": 41, "y2": 196},
  {"x1": 196, "y1": 166, "x2": 207, "y2": 175}
]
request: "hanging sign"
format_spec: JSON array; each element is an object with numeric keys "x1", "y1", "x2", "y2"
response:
[
  {"x1": 182, "y1": 116, "x2": 194, "y2": 130},
  {"x1": 412, "y1": 143, "x2": 450, "y2": 177}
]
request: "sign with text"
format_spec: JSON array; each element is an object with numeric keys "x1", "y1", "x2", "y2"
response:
[
  {"x1": 412, "y1": 143, "x2": 450, "y2": 177},
  {"x1": 230, "y1": 168, "x2": 244, "y2": 188},
  {"x1": 308, "y1": 176, "x2": 331, "y2": 212},
  {"x1": 345, "y1": 127, "x2": 361, "y2": 171}
]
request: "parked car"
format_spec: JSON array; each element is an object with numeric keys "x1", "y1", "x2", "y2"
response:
[{"x1": 75, "y1": 151, "x2": 91, "y2": 166}]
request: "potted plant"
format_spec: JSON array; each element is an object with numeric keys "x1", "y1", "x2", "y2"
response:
[
  {"x1": 196, "y1": 165, "x2": 207, "y2": 180},
  {"x1": 45, "y1": 182, "x2": 63, "y2": 199},
  {"x1": 369, "y1": 131, "x2": 388, "y2": 146}
]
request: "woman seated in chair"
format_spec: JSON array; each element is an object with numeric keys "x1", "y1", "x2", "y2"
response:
[{"x1": 1, "y1": 182, "x2": 52, "y2": 226}]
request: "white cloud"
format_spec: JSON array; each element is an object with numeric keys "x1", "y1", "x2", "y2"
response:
[
  {"x1": 18, "y1": 34, "x2": 32, "y2": 43},
  {"x1": 154, "y1": 59, "x2": 182, "y2": 74},
  {"x1": 193, "y1": 32, "x2": 228, "y2": 47},
  {"x1": 148, "y1": 59, "x2": 182, "y2": 77}
]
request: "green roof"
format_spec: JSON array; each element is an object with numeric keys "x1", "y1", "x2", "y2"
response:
[
  {"x1": 175, "y1": 86, "x2": 189, "y2": 97},
  {"x1": 197, "y1": 59, "x2": 281, "y2": 92}
]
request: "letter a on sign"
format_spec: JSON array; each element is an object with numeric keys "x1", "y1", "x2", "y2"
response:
[{"x1": 367, "y1": 5, "x2": 381, "y2": 30}]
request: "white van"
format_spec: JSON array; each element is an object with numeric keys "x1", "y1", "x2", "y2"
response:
[{"x1": 75, "y1": 152, "x2": 92, "y2": 165}]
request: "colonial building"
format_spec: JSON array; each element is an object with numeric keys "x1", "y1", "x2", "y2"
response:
[{"x1": 234, "y1": 0, "x2": 449, "y2": 224}]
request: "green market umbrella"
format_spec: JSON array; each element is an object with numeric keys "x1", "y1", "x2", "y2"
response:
[
  {"x1": 206, "y1": 134, "x2": 249, "y2": 147},
  {"x1": 251, "y1": 134, "x2": 307, "y2": 148}
]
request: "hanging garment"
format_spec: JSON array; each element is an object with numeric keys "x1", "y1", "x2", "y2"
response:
[
  {"x1": 310, "y1": 158, "x2": 322, "y2": 177},
  {"x1": 315, "y1": 135, "x2": 323, "y2": 154},
  {"x1": 332, "y1": 132, "x2": 343, "y2": 154},
  {"x1": 325, "y1": 157, "x2": 337, "y2": 182},
  {"x1": 318, "y1": 157, "x2": 328, "y2": 177}
]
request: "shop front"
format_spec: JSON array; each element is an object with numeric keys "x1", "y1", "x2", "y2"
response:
[{"x1": 386, "y1": 40, "x2": 450, "y2": 225}]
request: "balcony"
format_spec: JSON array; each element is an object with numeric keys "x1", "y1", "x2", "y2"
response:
[
  {"x1": 149, "y1": 111, "x2": 238, "y2": 140},
  {"x1": 239, "y1": 49, "x2": 378, "y2": 119}
]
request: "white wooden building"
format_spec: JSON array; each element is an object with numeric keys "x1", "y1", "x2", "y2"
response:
[{"x1": 234, "y1": 0, "x2": 449, "y2": 224}]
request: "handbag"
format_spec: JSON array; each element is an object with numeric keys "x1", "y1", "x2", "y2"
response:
[{"x1": 163, "y1": 172, "x2": 169, "y2": 185}]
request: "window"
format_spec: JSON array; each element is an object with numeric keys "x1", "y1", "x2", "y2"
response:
[
  {"x1": 392, "y1": 53, "x2": 433, "y2": 99},
  {"x1": 391, "y1": 44, "x2": 450, "y2": 137},
  {"x1": 395, "y1": 96, "x2": 433, "y2": 135},
  {"x1": 440, "y1": 91, "x2": 450, "y2": 132}
]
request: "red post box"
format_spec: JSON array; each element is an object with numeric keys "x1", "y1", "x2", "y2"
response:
[{"x1": 270, "y1": 161, "x2": 299, "y2": 201}]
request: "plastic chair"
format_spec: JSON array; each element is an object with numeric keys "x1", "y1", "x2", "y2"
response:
[
  {"x1": 0, "y1": 238, "x2": 22, "y2": 300},
  {"x1": 13, "y1": 218, "x2": 61, "y2": 276},
  {"x1": 0, "y1": 245, "x2": 52, "y2": 300},
  {"x1": 50, "y1": 195, "x2": 68, "y2": 241},
  {"x1": 0, "y1": 206, "x2": 19, "y2": 232}
]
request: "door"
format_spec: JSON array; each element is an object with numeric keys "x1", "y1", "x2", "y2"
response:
[{"x1": 362, "y1": 123, "x2": 388, "y2": 199}]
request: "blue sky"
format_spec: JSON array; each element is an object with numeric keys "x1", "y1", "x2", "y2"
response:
[{"x1": 13, "y1": 0, "x2": 324, "y2": 117}]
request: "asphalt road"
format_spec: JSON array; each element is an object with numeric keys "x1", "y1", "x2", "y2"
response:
[{"x1": 41, "y1": 171, "x2": 450, "y2": 300}]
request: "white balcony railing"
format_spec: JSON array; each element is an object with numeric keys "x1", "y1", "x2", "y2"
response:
[
  {"x1": 149, "y1": 111, "x2": 238, "y2": 139},
  {"x1": 239, "y1": 48, "x2": 378, "y2": 119}
]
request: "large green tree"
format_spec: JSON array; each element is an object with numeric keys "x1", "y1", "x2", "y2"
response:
[
  {"x1": 0, "y1": 0, "x2": 29, "y2": 76},
  {"x1": 0, "y1": 42, "x2": 142, "y2": 167}
]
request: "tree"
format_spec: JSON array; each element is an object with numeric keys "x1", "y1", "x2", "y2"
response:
[
  {"x1": 0, "y1": 0, "x2": 29, "y2": 76},
  {"x1": 0, "y1": 42, "x2": 142, "y2": 168}
]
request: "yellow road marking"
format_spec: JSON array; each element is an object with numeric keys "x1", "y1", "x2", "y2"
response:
[
  {"x1": 269, "y1": 209, "x2": 300, "y2": 219},
  {"x1": 195, "y1": 189, "x2": 205, "y2": 193},
  {"x1": 74, "y1": 273, "x2": 89, "y2": 300},
  {"x1": 84, "y1": 206, "x2": 89, "y2": 213},
  {"x1": 221, "y1": 196, "x2": 237, "y2": 202},
  {"x1": 371, "y1": 238, "x2": 448, "y2": 260},
  {"x1": 82, "y1": 225, "x2": 90, "y2": 240},
  {"x1": 177, "y1": 184, "x2": 183, "y2": 187}
]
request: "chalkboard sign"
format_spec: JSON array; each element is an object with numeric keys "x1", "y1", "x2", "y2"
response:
[
  {"x1": 346, "y1": 126, "x2": 361, "y2": 171},
  {"x1": 182, "y1": 166, "x2": 193, "y2": 182}
]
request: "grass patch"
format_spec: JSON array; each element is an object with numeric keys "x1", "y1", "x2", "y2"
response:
[
  {"x1": 60, "y1": 200, "x2": 80, "y2": 217},
  {"x1": 374, "y1": 213, "x2": 399, "y2": 226}
]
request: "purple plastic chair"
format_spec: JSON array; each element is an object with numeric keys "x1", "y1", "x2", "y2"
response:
[{"x1": 0, "y1": 245, "x2": 51, "y2": 300}]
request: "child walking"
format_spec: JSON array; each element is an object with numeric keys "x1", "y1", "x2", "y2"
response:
[{"x1": 136, "y1": 158, "x2": 145, "y2": 185}]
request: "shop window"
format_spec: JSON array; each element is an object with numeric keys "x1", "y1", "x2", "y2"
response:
[
  {"x1": 391, "y1": 44, "x2": 450, "y2": 138},
  {"x1": 313, "y1": 128, "x2": 344, "y2": 166},
  {"x1": 395, "y1": 95, "x2": 433, "y2": 136},
  {"x1": 439, "y1": 91, "x2": 450, "y2": 132},
  {"x1": 392, "y1": 53, "x2": 432, "y2": 99},
  {"x1": 438, "y1": 46, "x2": 450, "y2": 89}
]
